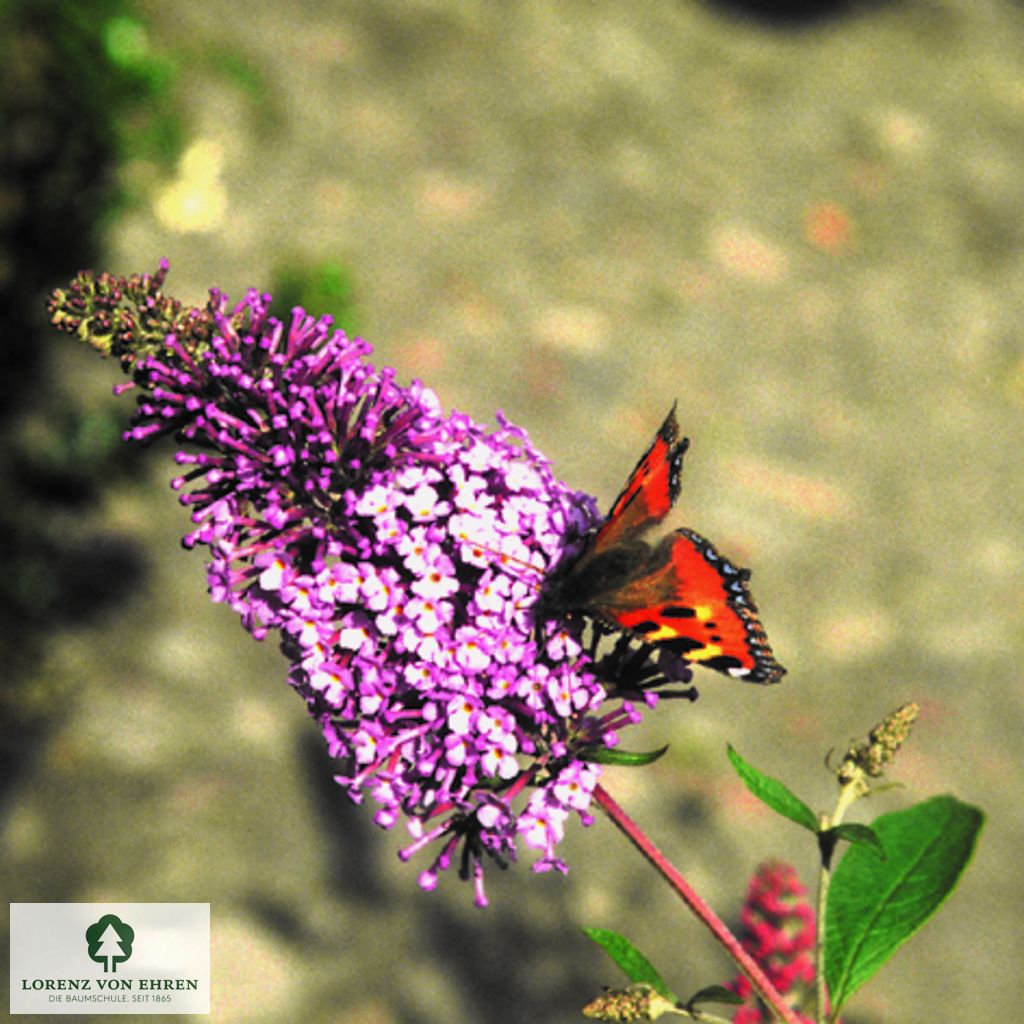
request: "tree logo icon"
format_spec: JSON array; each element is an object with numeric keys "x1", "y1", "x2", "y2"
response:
[{"x1": 85, "y1": 914, "x2": 135, "y2": 973}]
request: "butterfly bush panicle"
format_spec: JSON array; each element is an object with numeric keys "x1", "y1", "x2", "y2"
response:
[
  {"x1": 728, "y1": 862, "x2": 818, "y2": 1024},
  {"x1": 49, "y1": 264, "x2": 695, "y2": 906}
]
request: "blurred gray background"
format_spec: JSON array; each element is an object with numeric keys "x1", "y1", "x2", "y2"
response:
[{"x1": 3, "y1": 0, "x2": 1022, "y2": 1021}]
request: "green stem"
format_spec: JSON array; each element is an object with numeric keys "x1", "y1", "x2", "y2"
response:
[
  {"x1": 815, "y1": 780, "x2": 860, "y2": 1024},
  {"x1": 815, "y1": 825, "x2": 832, "y2": 1024},
  {"x1": 593, "y1": 784, "x2": 804, "y2": 1024}
]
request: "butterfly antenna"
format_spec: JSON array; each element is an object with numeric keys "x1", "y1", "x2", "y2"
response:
[{"x1": 458, "y1": 538, "x2": 548, "y2": 584}]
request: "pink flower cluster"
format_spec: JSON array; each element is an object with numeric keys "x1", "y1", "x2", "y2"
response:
[
  {"x1": 48, "y1": 267, "x2": 695, "y2": 904},
  {"x1": 729, "y1": 862, "x2": 817, "y2": 1023}
]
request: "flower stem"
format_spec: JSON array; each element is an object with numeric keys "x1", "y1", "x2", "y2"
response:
[
  {"x1": 814, "y1": 829, "x2": 832, "y2": 1024},
  {"x1": 593, "y1": 784, "x2": 803, "y2": 1024},
  {"x1": 814, "y1": 780, "x2": 858, "y2": 1024}
]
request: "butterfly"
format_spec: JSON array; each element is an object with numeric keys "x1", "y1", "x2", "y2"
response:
[{"x1": 538, "y1": 405, "x2": 785, "y2": 684}]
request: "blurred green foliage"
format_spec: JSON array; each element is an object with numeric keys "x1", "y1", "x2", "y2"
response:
[{"x1": 271, "y1": 259, "x2": 359, "y2": 335}]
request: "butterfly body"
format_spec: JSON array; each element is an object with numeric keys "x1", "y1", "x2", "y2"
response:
[
  {"x1": 542, "y1": 537, "x2": 653, "y2": 617},
  {"x1": 538, "y1": 406, "x2": 785, "y2": 684}
]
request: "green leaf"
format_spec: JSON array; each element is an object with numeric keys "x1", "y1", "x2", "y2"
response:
[
  {"x1": 825, "y1": 795, "x2": 984, "y2": 1014},
  {"x1": 830, "y1": 823, "x2": 886, "y2": 859},
  {"x1": 726, "y1": 745, "x2": 819, "y2": 832},
  {"x1": 580, "y1": 744, "x2": 669, "y2": 767},
  {"x1": 581, "y1": 927, "x2": 677, "y2": 1002},
  {"x1": 685, "y1": 984, "x2": 745, "y2": 1010}
]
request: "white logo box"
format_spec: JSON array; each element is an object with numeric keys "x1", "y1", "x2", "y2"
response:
[{"x1": 10, "y1": 903, "x2": 210, "y2": 1015}]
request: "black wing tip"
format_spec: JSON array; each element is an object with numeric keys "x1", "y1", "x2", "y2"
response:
[
  {"x1": 700, "y1": 648, "x2": 786, "y2": 684},
  {"x1": 660, "y1": 404, "x2": 690, "y2": 502},
  {"x1": 660, "y1": 403, "x2": 689, "y2": 449},
  {"x1": 742, "y1": 656, "x2": 788, "y2": 685}
]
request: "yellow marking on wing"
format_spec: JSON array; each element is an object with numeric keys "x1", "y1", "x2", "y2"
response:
[
  {"x1": 643, "y1": 624, "x2": 681, "y2": 642},
  {"x1": 689, "y1": 644, "x2": 723, "y2": 661}
]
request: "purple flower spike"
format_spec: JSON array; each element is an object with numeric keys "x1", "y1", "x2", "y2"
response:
[{"x1": 49, "y1": 265, "x2": 698, "y2": 904}]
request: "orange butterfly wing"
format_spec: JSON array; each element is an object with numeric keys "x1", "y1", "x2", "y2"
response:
[
  {"x1": 591, "y1": 529, "x2": 786, "y2": 684},
  {"x1": 541, "y1": 405, "x2": 785, "y2": 684},
  {"x1": 592, "y1": 404, "x2": 689, "y2": 552}
]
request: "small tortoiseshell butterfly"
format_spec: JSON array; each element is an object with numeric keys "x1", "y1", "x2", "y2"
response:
[{"x1": 539, "y1": 405, "x2": 785, "y2": 684}]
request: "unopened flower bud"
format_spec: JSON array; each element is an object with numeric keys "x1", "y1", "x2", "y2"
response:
[
  {"x1": 582, "y1": 984, "x2": 676, "y2": 1021},
  {"x1": 837, "y1": 702, "x2": 919, "y2": 788}
]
